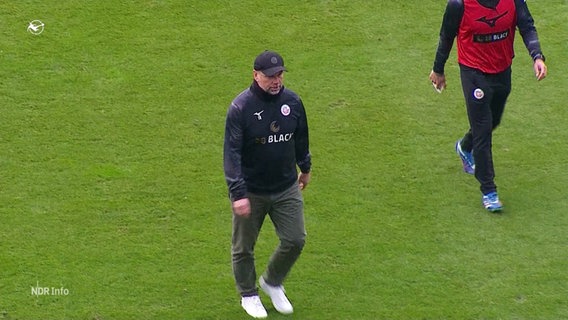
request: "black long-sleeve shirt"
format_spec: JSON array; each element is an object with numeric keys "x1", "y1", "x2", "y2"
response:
[
  {"x1": 433, "y1": 0, "x2": 544, "y2": 74},
  {"x1": 223, "y1": 81, "x2": 311, "y2": 201}
]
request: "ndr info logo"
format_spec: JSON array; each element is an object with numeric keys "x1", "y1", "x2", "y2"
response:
[{"x1": 31, "y1": 281, "x2": 69, "y2": 296}]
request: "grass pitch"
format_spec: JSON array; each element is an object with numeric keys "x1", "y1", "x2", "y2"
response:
[{"x1": 1, "y1": 1, "x2": 567, "y2": 319}]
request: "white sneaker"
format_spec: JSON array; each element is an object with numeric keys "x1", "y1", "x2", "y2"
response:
[
  {"x1": 259, "y1": 276, "x2": 294, "y2": 314},
  {"x1": 241, "y1": 295, "x2": 267, "y2": 318}
]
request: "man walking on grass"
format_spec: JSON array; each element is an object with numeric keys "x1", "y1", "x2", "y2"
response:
[
  {"x1": 429, "y1": 0, "x2": 547, "y2": 212},
  {"x1": 224, "y1": 50, "x2": 312, "y2": 318}
]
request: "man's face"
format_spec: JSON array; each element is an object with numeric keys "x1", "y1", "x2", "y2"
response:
[{"x1": 253, "y1": 70, "x2": 284, "y2": 95}]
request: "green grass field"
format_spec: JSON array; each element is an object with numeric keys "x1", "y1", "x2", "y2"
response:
[{"x1": 1, "y1": 1, "x2": 567, "y2": 319}]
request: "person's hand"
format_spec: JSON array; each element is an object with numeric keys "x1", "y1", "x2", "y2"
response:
[
  {"x1": 232, "y1": 198, "x2": 251, "y2": 217},
  {"x1": 429, "y1": 70, "x2": 446, "y2": 93},
  {"x1": 298, "y1": 172, "x2": 311, "y2": 190},
  {"x1": 534, "y1": 59, "x2": 547, "y2": 81}
]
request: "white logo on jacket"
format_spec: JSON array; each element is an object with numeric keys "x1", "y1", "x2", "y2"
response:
[
  {"x1": 253, "y1": 110, "x2": 264, "y2": 120},
  {"x1": 281, "y1": 104, "x2": 290, "y2": 116}
]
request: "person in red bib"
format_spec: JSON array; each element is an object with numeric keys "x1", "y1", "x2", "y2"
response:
[{"x1": 429, "y1": 0, "x2": 547, "y2": 212}]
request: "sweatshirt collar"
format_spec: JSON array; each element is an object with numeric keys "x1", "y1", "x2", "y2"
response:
[{"x1": 250, "y1": 80, "x2": 284, "y2": 102}]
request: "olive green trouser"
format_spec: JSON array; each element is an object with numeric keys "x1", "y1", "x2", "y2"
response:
[{"x1": 231, "y1": 183, "x2": 306, "y2": 296}]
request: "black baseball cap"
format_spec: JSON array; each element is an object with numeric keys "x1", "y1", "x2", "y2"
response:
[{"x1": 253, "y1": 50, "x2": 287, "y2": 76}]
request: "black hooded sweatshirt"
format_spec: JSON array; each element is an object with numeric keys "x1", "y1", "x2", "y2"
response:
[{"x1": 224, "y1": 81, "x2": 311, "y2": 201}]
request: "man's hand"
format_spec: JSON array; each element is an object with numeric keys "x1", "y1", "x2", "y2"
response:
[
  {"x1": 429, "y1": 70, "x2": 446, "y2": 93},
  {"x1": 232, "y1": 198, "x2": 251, "y2": 217},
  {"x1": 534, "y1": 59, "x2": 547, "y2": 81},
  {"x1": 298, "y1": 172, "x2": 311, "y2": 190}
]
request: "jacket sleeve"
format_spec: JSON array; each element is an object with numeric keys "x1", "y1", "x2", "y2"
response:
[
  {"x1": 223, "y1": 102, "x2": 247, "y2": 201},
  {"x1": 432, "y1": 0, "x2": 464, "y2": 74},
  {"x1": 295, "y1": 99, "x2": 311, "y2": 174},
  {"x1": 515, "y1": 0, "x2": 545, "y2": 61}
]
